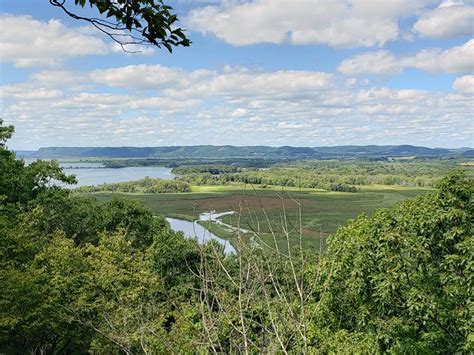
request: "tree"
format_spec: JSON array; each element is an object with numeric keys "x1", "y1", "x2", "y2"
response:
[
  {"x1": 0, "y1": 121, "x2": 77, "y2": 218},
  {"x1": 0, "y1": 124, "x2": 201, "y2": 353},
  {"x1": 0, "y1": 119, "x2": 14, "y2": 148},
  {"x1": 49, "y1": 0, "x2": 190, "y2": 53},
  {"x1": 322, "y1": 171, "x2": 473, "y2": 352}
]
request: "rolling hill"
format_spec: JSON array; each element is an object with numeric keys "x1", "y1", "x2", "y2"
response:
[{"x1": 23, "y1": 144, "x2": 465, "y2": 159}]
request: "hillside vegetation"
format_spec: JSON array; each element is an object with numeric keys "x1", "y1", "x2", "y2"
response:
[{"x1": 30, "y1": 144, "x2": 459, "y2": 159}]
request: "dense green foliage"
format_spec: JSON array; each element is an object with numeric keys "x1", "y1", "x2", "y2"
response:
[
  {"x1": 1, "y1": 124, "x2": 472, "y2": 352},
  {"x1": 330, "y1": 183, "x2": 358, "y2": 192},
  {"x1": 323, "y1": 171, "x2": 473, "y2": 352},
  {"x1": 75, "y1": 177, "x2": 191, "y2": 194},
  {"x1": 178, "y1": 160, "x2": 461, "y2": 188},
  {"x1": 1, "y1": 126, "x2": 201, "y2": 353}
]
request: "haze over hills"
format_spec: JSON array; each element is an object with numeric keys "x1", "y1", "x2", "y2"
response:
[{"x1": 17, "y1": 144, "x2": 473, "y2": 159}]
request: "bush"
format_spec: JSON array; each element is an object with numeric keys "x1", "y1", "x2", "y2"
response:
[{"x1": 330, "y1": 183, "x2": 357, "y2": 192}]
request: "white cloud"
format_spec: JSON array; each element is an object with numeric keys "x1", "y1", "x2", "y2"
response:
[
  {"x1": 186, "y1": 0, "x2": 431, "y2": 48},
  {"x1": 344, "y1": 78, "x2": 370, "y2": 88},
  {"x1": 338, "y1": 51, "x2": 403, "y2": 75},
  {"x1": 49, "y1": 92, "x2": 198, "y2": 113},
  {"x1": 0, "y1": 84, "x2": 63, "y2": 100},
  {"x1": 355, "y1": 87, "x2": 431, "y2": 103},
  {"x1": 230, "y1": 108, "x2": 248, "y2": 117},
  {"x1": 0, "y1": 14, "x2": 110, "y2": 67},
  {"x1": 413, "y1": 2, "x2": 474, "y2": 38},
  {"x1": 92, "y1": 64, "x2": 188, "y2": 90},
  {"x1": 5, "y1": 82, "x2": 473, "y2": 148},
  {"x1": 90, "y1": 64, "x2": 332, "y2": 99},
  {"x1": 2, "y1": 62, "x2": 472, "y2": 149},
  {"x1": 453, "y1": 75, "x2": 474, "y2": 94},
  {"x1": 165, "y1": 69, "x2": 332, "y2": 99},
  {"x1": 0, "y1": 14, "x2": 155, "y2": 68},
  {"x1": 30, "y1": 70, "x2": 90, "y2": 89},
  {"x1": 55, "y1": 93, "x2": 128, "y2": 107},
  {"x1": 413, "y1": 39, "x2": 474, "y2": 73},
  {"x1": 278, "y1": 122, "x2": 310, "y2": 129},
  {"x1": 130, "y1": 97, "x2": 200, "y2": 111},
  {"x1": 338, "y1": 39, "x2": 474, "y2": 75},
  {"x1": 358, "y1": 104, "x2": 419, "y2": 115}
]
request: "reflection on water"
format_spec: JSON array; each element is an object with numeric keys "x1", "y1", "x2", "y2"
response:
[{"x1": 166, "y1": 217, "x2": 236, "y2": 254}]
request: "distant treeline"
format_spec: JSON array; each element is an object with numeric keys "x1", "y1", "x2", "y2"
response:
[
  {"x1": 103, "y1": 158, "x2": 275, "y2": 169},
  {"x1": 177, "y1": 160, "x2": 463, "y2": 188},
  {"x1": 75, "y1": 177, "x2": 190, "y2": 193},
  {"x1": 171, "y1": 165, "x2": 243, "y2": 175}
]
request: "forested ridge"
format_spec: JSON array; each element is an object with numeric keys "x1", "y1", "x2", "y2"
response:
[
  {"x1": 1, "y1": 124, "x2": 473, "y2": 353},
  {"x1": 29, "y1": 144, "x2": 459, "y2": 159}
]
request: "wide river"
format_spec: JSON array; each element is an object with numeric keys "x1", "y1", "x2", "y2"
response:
[
  {"x1": 22, "y1": 159, "x2": 175, "y2": 187},
  {"x1": 60, "y1": 162, "x2": 175, "y2": 187}
]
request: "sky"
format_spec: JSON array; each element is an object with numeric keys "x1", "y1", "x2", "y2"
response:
[{"x1": 1, "y1": 0, "x2": 473, "y2": 150}]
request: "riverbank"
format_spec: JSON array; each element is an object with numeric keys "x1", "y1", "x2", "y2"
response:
[{"x1": 166, "y1": 214, "x2": 237, "y2": 254}]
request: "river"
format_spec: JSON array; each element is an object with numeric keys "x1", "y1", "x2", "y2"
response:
[
  {"x1": 166, "y1": 216, "x2": 236, "y2": 254},
  {"x1": 22, "y1": 159, "x2": 176, "y2": 187},
  {"x1": 62, "y1": 166, "x2": 175, "y2": 187}
]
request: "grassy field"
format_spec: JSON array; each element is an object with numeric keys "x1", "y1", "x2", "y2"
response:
[{"x1": 89, "y1": 183, "x2": 431, "y2": 251}]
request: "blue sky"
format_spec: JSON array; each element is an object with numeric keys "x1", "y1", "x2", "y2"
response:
[{"x1": 1, "y1": 0, "x2": 473, "y2": 149}]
